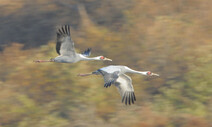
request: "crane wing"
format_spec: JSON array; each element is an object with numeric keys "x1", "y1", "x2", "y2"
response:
[
  {"x1": 81, "y1": 48, "x2": 91, "y2": 57},
  {"x1": 97, "y1": 69, "x2": 120, "y2": 88},
  {"x1": 56, "y1": 25, "x2": 76, "y2": 56},
  {"x1": 114, "y1": 74, "x2": 136, "y2": 105}
]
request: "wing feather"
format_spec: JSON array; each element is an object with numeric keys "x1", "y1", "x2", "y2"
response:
[
  {"x1": 56, "y1": 25, "x2": 76, "y2": 56},
  {"x1": 98, "y1": 70, "x2": 120, "y2": 88},
  {"x1": 114, "y1": 74, "x2": 136, "y2": 105},
  {"x1": 81, "y1": 48, "x2": 92, "y2": 56},
  {"x1": 125, "y1": 92, "x2": 128, "y2": 105}
]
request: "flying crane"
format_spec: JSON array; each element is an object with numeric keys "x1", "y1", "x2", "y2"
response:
[
  {"x1": 78, "y1": 65, "x2": 159, "y2": 105},
  {"x1": 34, "y1": 25, "x2": 112, "y2": 63}
]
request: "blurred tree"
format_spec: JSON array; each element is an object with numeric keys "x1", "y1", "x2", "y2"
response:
[{"x1": 0, "y1": 0, "x2": 212, "y2": 127}]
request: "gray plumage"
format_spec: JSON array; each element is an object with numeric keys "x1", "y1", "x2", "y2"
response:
[
  {"x1": 56, "y1": 25, "x2": 76, "y2": 57},
  {"x1": 34, "y1": 25, "x2": 112, "y2": 63},
  {"x1": 115, "y1": 74, "x2": 136, "y2": 105},
  {"x1": 87, "y1": 65, "x2": 159, "y2": 105}
]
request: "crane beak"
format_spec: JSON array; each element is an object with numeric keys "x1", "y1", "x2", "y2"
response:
[
  {"x1": 104, "y1": 57, "x2": 112, "y2": 61},
  {"x1": 152, "y1": 73, "x2": 159, "y2": 77}
]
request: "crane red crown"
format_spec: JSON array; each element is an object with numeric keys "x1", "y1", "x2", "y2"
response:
[
  {"x1": 147, "y1": 71, "x2": 151, "y2": 75},
  {"x1": 100, "y1": 56, "x2": 105, "y2": 59}
]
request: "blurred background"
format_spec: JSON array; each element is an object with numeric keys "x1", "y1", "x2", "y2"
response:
[{"x1": 0, "y1": 0, "x2": 212, "y2": 126}]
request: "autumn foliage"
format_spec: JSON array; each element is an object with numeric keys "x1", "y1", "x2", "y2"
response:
[{"x1": 0, "y1": 0, "x2": 212, "y2": 126}]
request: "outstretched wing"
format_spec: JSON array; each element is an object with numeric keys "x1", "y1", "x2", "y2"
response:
[
  {"x1": 114, "y1": 74, "x2": 136, "y2": 105},
  {"x1": 98, "y1": 69, "x2": 120, "y2": 88},
  {"x1": 81, "y1": 48, "x2": 91, "y2": 57},
  {"x1": 56, "y1": 25, "x2": 76, "y2": 56}
]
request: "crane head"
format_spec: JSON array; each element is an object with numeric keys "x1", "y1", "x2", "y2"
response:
[
  {"x1": 147, "y1": 71, "x2": 159, "y2": 77},
  {"x1": 98, "y1": 56, "x2": 112, "y2": 61}
]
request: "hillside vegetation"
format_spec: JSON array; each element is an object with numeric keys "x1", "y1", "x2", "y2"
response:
[{"x1": 0, "y1": 0, "x2": 212, "y2": 126}]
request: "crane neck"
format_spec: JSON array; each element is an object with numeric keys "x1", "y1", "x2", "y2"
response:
[
  {"x1": 80, "y1": 55, "x2": 100, "y2": 61},
  {"x1": 126, "y1": 68, "x2": 148, "y2": 75}
]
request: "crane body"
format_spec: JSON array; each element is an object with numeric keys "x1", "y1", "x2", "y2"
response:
[
  {"x1": 78, "y1": 65, "x2": 159, "y2": 105},
  {"x1": 34, "y1": 25, "x2": 112, "y2": 63}
]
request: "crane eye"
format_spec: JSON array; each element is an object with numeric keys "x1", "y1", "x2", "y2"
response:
[{"x1": 100, "y1": 56, "x2": 105, "y2": 60}]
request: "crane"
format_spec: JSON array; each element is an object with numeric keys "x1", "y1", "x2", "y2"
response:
[
  {"x1": 78, "y1": 65, "x2": 159, "y2": 105},
  {"x1": 34, "y1": 25, "x2": 112, "y2": 63}
]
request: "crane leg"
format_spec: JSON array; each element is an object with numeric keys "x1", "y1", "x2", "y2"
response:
[
  {"x1": 77, "y1": 73, "x2": 93, "y2": 77},
  {"x1": 33, "y1": 60, "x2": 52, "y2": 63}
]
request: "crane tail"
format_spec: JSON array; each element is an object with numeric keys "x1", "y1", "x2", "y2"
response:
[{"x1": 82, "y1": 48, "x2": 92, "y2": 56}]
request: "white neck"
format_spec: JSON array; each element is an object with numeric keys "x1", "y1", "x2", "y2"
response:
[
  {"x1": 125, "y1": 67, "x2": 148, "y2": 75},
  {"x1": 80, "y1": 55, "x2": 100, "y2": 61}
]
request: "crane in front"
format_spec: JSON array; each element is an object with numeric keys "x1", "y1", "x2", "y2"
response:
[{"x1": 78, "y1": 65, "x2": 159, "y2": 105}]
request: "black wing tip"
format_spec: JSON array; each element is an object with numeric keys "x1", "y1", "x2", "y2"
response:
[
  {"x1": 104, "y1": 82, "x2": 112, "y2": 88},
  {"x1": 57, "y1": 25, "x2": 70, "y2": 36},
  {"x1": 104, "y1": 79, "x2": 115, "y2": 88},
  {"x1": 56, "y1": 42, "x2": 61, "y2": 55},
  {"x1": 122, "y1": 91, "x2": 136, "y2": 105}
]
